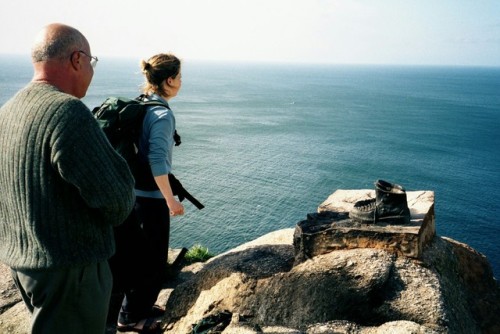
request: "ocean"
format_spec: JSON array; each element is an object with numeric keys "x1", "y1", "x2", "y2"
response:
[{"x1": 1, "y1": 55, "x2": 499, "y2": 279}]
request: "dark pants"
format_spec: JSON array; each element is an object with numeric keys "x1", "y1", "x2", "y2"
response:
[
  {"x1": 136, "y1": 196, "x2": 171, "y2": 272},
  {"x1": 109, "y1": 196, "x2": 170, "y2": 324},
  {"x1": 11, "y1": 261, "x2": 112, "y2": 334}
]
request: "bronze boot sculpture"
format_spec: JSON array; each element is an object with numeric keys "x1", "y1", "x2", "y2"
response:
[{"x1": 349, "y1": 180, "x2": 411, "y2": 224}]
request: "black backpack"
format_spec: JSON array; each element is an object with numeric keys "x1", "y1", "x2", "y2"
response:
[
  {"x1": 92, "y1": 95, "x2": 203, "y2": 209},
  {"x1": 92, "y1": 95, "x2": 180, "y2": 173}
]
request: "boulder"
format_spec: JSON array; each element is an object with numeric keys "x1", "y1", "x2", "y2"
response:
[
  {"x1": 159, "y1": 228, "x2": 499, "y2": 333},
  {"x1": 160, "y1": 189, "x2": 499, "y2": 334}
]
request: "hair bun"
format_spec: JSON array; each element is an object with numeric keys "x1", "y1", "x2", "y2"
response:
[{"x1": 141, "y1": 60, "x2": 152, "y2": 72}]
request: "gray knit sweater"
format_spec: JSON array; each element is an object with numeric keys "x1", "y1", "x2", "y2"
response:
[{"x1": 0, "y1": 83, "x2": 135, "y2": 270}]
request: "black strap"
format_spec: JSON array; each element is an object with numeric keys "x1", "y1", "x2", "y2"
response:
[
  {"x1": 168, "y1": 174, "x2": 204, "y2": 210},
  {"x1": 137, "y1": 95, "x2": 182, "y2": 146}
]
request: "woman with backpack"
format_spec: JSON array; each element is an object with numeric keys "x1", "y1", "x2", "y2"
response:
[{"x1": 115, "y1": 53, "x2": 185, "y2": 333}]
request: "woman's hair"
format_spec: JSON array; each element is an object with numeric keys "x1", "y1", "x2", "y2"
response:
[{"x1": 140, "y1": 53, "x2": 181, "y2": 97}]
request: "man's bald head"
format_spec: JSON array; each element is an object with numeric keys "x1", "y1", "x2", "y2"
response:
[
  {"x1": 31, "y1": 23, "x2": 94, "y2": 98},
  {"x1": 32, "y1": 23, "x2": 88, "y2": 63}
]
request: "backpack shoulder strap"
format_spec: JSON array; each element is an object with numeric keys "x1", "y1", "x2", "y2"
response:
[
  {"x1": 135, "y1": 94, "x2": 181, "y2": 146},
  {"x1": 136, "y1": 94, "x2": 169, "y2": 108}
]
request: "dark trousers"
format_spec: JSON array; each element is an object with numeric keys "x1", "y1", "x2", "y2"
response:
[
  {"x1": 136, "y1": 196, "x2": 171, "y2": 272},
  {"x1": 109, "y1": 196, "x2": 170, "y2": 324},
  {"x1": 11, "y1": 261, "x2": 112, "y2": 334}
]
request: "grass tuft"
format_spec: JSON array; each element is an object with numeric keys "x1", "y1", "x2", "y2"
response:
[{"x1": 185, "y1": 244, "x2": 215, "y2": 264}]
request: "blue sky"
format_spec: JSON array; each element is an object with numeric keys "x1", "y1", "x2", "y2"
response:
[{"x1": 1, "y1": 0, "x2": 499, "y2": 66}]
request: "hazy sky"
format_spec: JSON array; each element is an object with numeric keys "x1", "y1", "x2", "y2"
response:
[{"x1": 1, "y1": 0, "x2": 499, "y2": 66}]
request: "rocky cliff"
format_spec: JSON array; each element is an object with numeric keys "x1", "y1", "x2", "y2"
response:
[
  {"x1": 159, "y1": 230, "x2": 499, "y2": 333},
  {"x1": 0, "y1": 190, "x2": 499, "y2": 334}
]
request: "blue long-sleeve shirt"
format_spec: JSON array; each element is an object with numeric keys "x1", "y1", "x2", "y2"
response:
[{"x1": 135, "y1": 93, "x2": 175, "y2": 199}]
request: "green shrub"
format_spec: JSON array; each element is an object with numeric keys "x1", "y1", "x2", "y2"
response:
[{"x1": 185, "y1": 244, "x2": 215, "y2": 263}]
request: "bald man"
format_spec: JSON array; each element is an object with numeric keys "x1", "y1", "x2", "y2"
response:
[{"x1": 0, "y1": 23, "x2": 135, "y2": 334}]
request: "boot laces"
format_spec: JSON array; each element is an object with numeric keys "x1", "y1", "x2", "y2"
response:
[{"x1": 353, "y1": 199, "x2": 375, "y2": 212}]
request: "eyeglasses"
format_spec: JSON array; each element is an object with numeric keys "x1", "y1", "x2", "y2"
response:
[{"x1": 76, "y1": 50, "x2": 98, "y2": 68}]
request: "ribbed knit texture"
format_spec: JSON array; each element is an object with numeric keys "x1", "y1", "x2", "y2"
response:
[{"x1": 0, "y1": 83, "x2": 135, "y2": 270}]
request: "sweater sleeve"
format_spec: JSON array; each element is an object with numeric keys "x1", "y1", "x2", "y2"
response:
[
  {"x1": 148, "y1": 111, "x2": 175, "y2": 176},
  {"x1": 50, "y1": 99, "x2": 135, "y2": 226}
]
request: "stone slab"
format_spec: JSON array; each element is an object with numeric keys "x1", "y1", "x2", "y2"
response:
[{"x1": 294, "y1": 190, "x2": 435, "y2": 262}]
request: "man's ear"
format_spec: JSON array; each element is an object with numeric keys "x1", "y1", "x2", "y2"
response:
[{"x1": 69, "y1": 51, "x2": 81, "y2": 70}]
